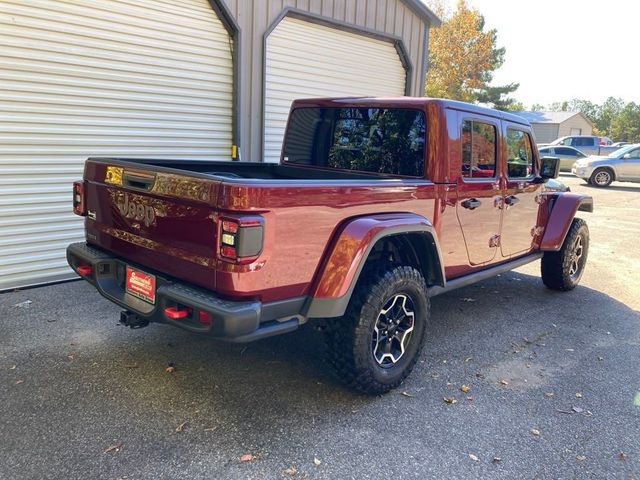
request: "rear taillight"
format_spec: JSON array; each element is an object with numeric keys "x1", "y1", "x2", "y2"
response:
[
  {"x1": 73, "y1": 181, "x2": 86, "y2": 216},
  {"x1": 219, "y1": 216, "x2": 264, "y2": 263}
]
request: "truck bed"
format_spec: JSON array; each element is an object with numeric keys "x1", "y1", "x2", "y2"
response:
[{"x1": 95, "y1": 158, "x2": 398, "y2": 182}]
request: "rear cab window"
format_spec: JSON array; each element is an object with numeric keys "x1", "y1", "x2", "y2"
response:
[
  {"x1": 282, "y1": 107, "x2": 426, "y2": 177},
  {"x1": 506, "y1": 128, "x2": 535, "y2": 178},
  {"x1": 461, "y1": 119, "x2": 497, "y2": 180}
]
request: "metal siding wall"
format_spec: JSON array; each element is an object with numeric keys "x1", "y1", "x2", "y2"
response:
[
  {"x1": 263, "y1": 16, "x2": 406, "y2": 162},
  {"x1": 221, "y1": 0, "x2": 430, "y2": 161},
  {"x1": 531, "y1": 124, "x2": 560, "y2": 144},
  {"x1": 0, "y1": 0, "x2": 233, "y2": 290},
  {"x1": 558, "y1": 117, "x2": 593, "y2": 138}
]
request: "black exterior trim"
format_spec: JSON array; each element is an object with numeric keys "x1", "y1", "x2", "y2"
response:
[
  {"x1": 66, "y1": 242, "x2": 305, "y2": 342},
  {"x1": 428, "y1": 253, "x2": 544, "y2": 297}
]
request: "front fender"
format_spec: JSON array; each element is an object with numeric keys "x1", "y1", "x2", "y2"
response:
[
  {"x1": 305, "y1": 213, "x2": 445, "y2": 318},
  {"x1": 540, "y1": 193, "x2": 593, "y2": 251}
]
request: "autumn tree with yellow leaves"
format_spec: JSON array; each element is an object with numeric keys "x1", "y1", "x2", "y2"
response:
[{"x1": 425, "y1": 0, "x2": 521, "y2": 111}]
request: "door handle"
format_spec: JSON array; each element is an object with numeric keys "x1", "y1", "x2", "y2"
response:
[
  {"x1": 461, "y1": 198, "x2": 482, "y2": 210},
  {"x1": 505, "y1": 195, "x2": 520, "y2": 206}
]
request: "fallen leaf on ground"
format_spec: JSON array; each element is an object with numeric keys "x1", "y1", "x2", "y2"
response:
[
  {"x1": 492, "y1": 457, "x2": 502, "y2": 464},
  {"x1": 165, "y1": 366, "x2": 176, "y2": 373},
  {"x1": 104, "y1": 443, "x2": 122, "y2": 454},
  {"x1": 15, "y1": 379, "x2": 24, "y2": 385},
  {"x1": 464, "y1": 357, "x2": 473, "y2": 363},
  {"x1": 313, "y1": 457, "x2": 321, "y2": 466},
  {"x1": 619, "y1": 452, "x2": 626, "y2": 460},
  {"x1": 544, "y1": 392, "x2": 555, "y2": 398},
  {"x1": 576, "y1": 455, "x2": 586, "y2": 461},
  {"x1": 401, "y1": 391, "x2": 414, "y2": 397},
  {"x1": 175, "y1": 421, "x2": 188, "y2": 433},
  {"x1": 572, "y1": 406, "x2": 584, "y2": 413},
  {"x1": 283, "y1": 466, "x2": 298, "y2": 476},
  {"x1": 13, "y1": 300, "x2": 32, "y2": 308},
  {"x1": 9, "y1": 365, "x2": 16, "y2": 370},
  {"x1": 460, "y1": 385, "x2": 471, "y2": 393},
  {"x1": 67, "y1": 353, "x2": 75, "y2": 360},
  {"x1": 575, "y1": 392, "x2": 583, "y2": 398},
  {"x1": 466, "y1": 396, "x2": 474, "y2": 401},
  {"x1": 443, "y1": 396, "x2": 458, "y2": 404},
  {"x1": 204, "y1": 427, "x2": 217, "y2": 432},
  {"x1": 468, "y1": 454, "x2": 479, "y2": 462},
  {"x1": 240, "y1": 454, "x2": 255, "y2": 462},
  {"x1": 597, "y1": 356, "x2": 604, "y2": 361},
  {"x1": 499, "y1": 379, "x2": 509, "y2": 386},
  {"x1": 530, "y1": 428, "x2": 540, "y2": 436}
]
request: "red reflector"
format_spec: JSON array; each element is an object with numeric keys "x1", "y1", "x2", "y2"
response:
[
  {"x1": 73, "y1": 181, "x2": 87, "y2": 216},
  {"x1": 76, "y1": 265, "x2": 92, "y2": 275},
  {"x1": 222, "y1": 220, "x2": 239, "y2": 233},
  {"x1": 220, "y1": 245, "x2": 236, "y2": 258},
  {"x1": 164, "y1": 307, "x2": 190, "y2": 320},
  {"x1": 198, "y1": 311, "x2": 213, "y2": 326}
]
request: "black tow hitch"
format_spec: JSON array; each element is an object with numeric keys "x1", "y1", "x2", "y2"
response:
[{"x1": 119, "y1": 310, "x2": 150, "y2": 329}]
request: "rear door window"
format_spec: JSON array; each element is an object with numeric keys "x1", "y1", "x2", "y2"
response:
[
  {"x1": 461, "y1": 120, "x2": 497, "y2": 179},
  {"x1": 506, "y1": 128, "x2": 535, "y2": 178}
]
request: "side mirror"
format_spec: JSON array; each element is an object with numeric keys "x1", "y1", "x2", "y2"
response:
[{"x1": 540, "y1": 156, "x2": 560, "y2": 180}]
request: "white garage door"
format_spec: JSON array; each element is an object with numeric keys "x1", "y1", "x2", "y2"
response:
[
  {"x1": 0, "y1": 0, "x2": 233, "y2": 290},
  {"x1": 264, "y1": 17, "x2": 407, "y2": 163}
]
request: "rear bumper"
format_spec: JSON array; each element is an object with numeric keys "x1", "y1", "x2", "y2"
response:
[{"x1": 66, "y1": 242, "x2": 304, "y2": 342}]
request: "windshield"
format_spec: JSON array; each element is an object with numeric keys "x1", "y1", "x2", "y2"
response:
[
  {"x1": 549, "y1": 137, "x2": 570, "y2": 146},
  {"x1": 608, "y1": 144, "x2": 639, "y2": 157}
]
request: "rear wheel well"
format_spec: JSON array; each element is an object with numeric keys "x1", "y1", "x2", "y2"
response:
[{"x1": 363, "y1": 233, "x2": 444, "y2": 287}]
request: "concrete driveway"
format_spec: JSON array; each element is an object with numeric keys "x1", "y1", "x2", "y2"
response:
[{"x1": 1, "y1": 175, "x2": 639, "y2": 479}]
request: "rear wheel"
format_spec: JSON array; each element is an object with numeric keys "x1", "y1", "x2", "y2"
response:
[
  {"x1": 590, "y1": 168, "x2": 613, "y2": 187},
  {"x1": 324, "y1": 265, "x2": 429, "y2": 394},
  {"x1": 541, "y1": 218, "x2": 589, "y2": 291}
]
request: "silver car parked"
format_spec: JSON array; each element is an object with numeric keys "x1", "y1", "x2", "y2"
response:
[
  {"x1": 538, "y1": 146, "x2": 586, "y2": 172},
  {"x1": 572, "y1": 144, "x2": 640, "y2": 187}
]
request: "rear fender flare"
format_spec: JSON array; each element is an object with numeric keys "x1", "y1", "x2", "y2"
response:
[
  {"x1": 540, "y1": 193, "x2": 593, "y2": 251},
  {"x1": 305, "y1": 213, "x2": 445, "y2": 318}
]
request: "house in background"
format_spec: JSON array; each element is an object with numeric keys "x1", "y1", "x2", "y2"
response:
[
  {"x1": 516, "y1": 111, "x2": 594, "y2": 144},
  {"x1": 0, "y1": 0, "x2": 439, "y2": 290}
]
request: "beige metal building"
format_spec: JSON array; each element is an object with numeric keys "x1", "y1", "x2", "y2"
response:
[
  {"x1": 0, "y1": 0, "x2": 438, "y2": 290},
  {"x1": 516, "y1": 111, "x2": 594, "y2": 144}
]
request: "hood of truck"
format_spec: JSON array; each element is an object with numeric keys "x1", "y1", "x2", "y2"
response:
[{"x1": 83, "y1": 160, "x2": 222, "y2": 290}]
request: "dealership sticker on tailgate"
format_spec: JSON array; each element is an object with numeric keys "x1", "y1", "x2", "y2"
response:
[{"x1": 125, "y1": 266, "x2": 156, "y2": 304}]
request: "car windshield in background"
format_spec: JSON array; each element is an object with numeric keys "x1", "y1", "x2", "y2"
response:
[
  {"x1": 283, "y1": 107, "x2": 426, "y2": 177},
  {"x1": 607, "y1": 144, "x2": 639, "y2": 157}
]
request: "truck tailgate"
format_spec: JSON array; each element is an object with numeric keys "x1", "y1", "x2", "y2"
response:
[{"x1": 83, "y1": 159, "x2": 221, "y2": 290}]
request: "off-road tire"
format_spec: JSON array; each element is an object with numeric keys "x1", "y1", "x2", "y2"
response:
[
  {"x1": 589, "y1": 168, "x2": 614, "y2": 187},
  {"x1": 324, "y1": 265, "x2": 429, "y2": 395},
  {"x1": 541, "y1": 218, "x2": 589, "y2": 291}
]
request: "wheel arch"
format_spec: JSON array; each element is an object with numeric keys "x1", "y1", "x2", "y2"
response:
[
  {"x1": 540, "y1": 193, "x2": 593, "y2": 251},
  {"x1": 304, "y1": 213, "x2": 445, "y2": 319}
]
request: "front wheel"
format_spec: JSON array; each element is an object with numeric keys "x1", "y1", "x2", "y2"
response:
[
  {"x1": 324, "y1": 266, "x2": 429, "y2": 394},
  {"x1": 590, "y1": 168, "x2": 613, "y2": 187},
  {"x1": 541, "y1": 218, "x2": 589, "y2": 291}
]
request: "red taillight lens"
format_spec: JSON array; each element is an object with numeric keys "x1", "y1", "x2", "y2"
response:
[
  {"x1": 198, "y1": 311, "x2": 213, "y2": 326},
  {"x1": 164, "y1": 306, "x2": 190, "y2": 320},
  {"x1": 73, "y1": 181, "x2": 86, "y2": 216},
  {"x1": 76, "y1": 264, "x2": 92, "y2": 276},
  {"x1": 219, "y1": 216, "x2": 264, "y2": 263}
]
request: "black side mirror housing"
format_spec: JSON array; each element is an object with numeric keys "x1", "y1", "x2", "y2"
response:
[{"x1": 540, "y1": 156, "x2": 560, "y2": 180}]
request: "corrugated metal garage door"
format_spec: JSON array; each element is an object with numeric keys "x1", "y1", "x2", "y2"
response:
[
  {"x1": 264, "y1": 17, "x2": 407, "y2": 163},
  {"x1": 0, "y1": 0, "x2": 233, "y2": 290}
]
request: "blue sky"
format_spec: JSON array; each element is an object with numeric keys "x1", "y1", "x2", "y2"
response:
[{"x1": 431, "y1": 0, "x2": 638, "y2": 107}]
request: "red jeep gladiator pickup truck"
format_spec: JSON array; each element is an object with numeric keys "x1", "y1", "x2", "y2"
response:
[{"x1": 67, "y1": 97, "x2": 593, "y2": 394}]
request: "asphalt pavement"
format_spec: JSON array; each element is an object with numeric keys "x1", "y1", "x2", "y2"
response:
[{"x1": 1, "y1": 175, "x2": 639, "y2": 479}]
